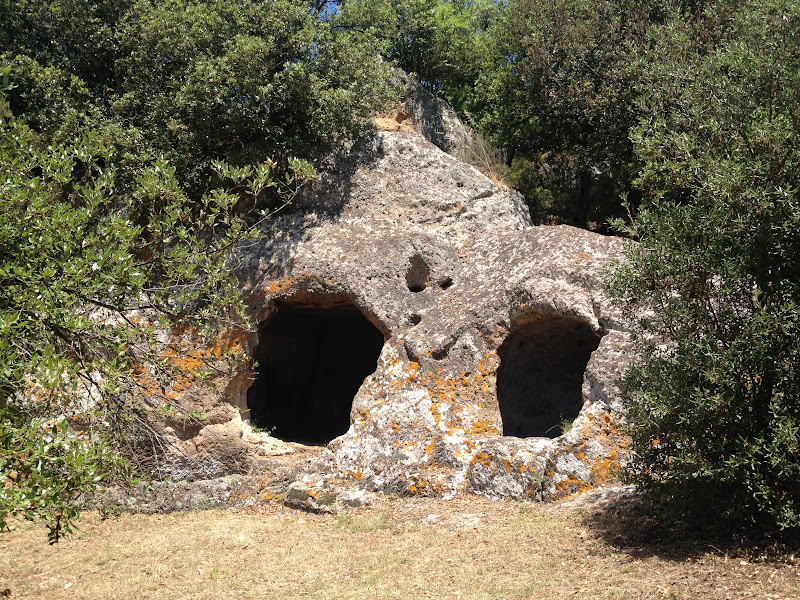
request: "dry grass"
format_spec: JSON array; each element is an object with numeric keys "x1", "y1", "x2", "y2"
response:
[
  {"x1": 452, "y1": 129, "x2": 509, "y2": 188},
  {"x1": 2, "y1": 493, "x2": 799, "y2": 600}
]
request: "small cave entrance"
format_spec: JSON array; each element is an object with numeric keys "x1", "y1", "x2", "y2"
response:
[
  {"x1": 406, "y1": 253, "x2": 430, "y2": 292},
  {"x1": 497, "y1": 316, "x2": 602, "y2": 438},
  {"x1": 246, "y1": 297, "x2": 385, "y2": 445}
]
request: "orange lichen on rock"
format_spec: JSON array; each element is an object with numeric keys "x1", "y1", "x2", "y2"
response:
[
  {"x1": 264, "y1": 276, "x2": 295, "y2": 296},
  {"x1": 471, "y1": 451, "x2": 493, "y2": 469},
  {"x1": 547, "y1": 410, "x2": 628, "y2": 499},
  {"x1": 425, "y1": 440, "x2": 436, "y2": 457},
  {"x1": 405, "y1": 474, "x2": 447, "y2": 497},
  {"x1": 132, "y1": 324, "x2": 249, "y2": 403},
  {"x1": 345, "y1": 470, "x2": 364, "y2": 481},
  {"x1": 573, "y1": 250, "x2": 594, "y2": 265},
  {"x1": 554, "y1": 474, "x2": 584, "y2": 495},
  {"x1": 470, "y1": 418, "x2": 499, "y2": 435}
]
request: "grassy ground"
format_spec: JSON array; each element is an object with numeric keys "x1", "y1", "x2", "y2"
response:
[{"x1": 2, "y1": 490, "x2": 798, "y2": 600}]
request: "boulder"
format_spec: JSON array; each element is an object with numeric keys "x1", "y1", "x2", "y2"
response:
[{"x1": 146, "y1": 128, "x2": 634, "y2": 504}]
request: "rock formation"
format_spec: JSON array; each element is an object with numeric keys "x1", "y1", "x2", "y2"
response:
[{"x1": 136, "y1": 101, "x2": 635, "y2": 510}]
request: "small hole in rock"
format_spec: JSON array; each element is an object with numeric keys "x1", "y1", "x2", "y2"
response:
[
  {"x1": 431, "y1": 347, "x2": 448, "y2": 360},
  {"x1": 409, "y1": 314, "x2": 422, "y2": 325},
  {"x1": 439, "y1": 277, "x2": 453, "y2": 290},
  {"x1": 405, "y1": 254, "x2": 430, "y2": 293}
]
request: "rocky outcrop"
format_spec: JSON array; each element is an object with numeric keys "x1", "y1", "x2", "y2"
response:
[{"x1": 145, "y1": 128, "x2": 634, "y2": 505}]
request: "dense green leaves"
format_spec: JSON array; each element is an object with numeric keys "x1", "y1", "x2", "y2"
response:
[
  {"x1": 609, "y1": 0, "x2": 800, "y2": 532},
  {"x1": 1, "y1": 0, "x2": 396, "y2": 196},
  {"x1": 472, "y1": 0, "x2": 658, "y2": 226},
  {"x1": 0, "y1": 79, "x2": 313, "y2": 539},
  {"x1": 336, "y1": 0, "x2": 494, "y2": 110}
]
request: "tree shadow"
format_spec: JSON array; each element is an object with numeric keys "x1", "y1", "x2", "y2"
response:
[
  {"x1": 233, "y1": 132, "x2": 388, "y2": 286},
  {"x1": 581, "y1": 489, "x2": 800, "y2": 564},
  {"x1": 295, "y1": 132, "x2": 388, "y2": 216}
]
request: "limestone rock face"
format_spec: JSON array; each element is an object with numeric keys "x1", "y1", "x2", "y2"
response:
[{"x1": 155, "y1": 129, "x2": 634, "y2": 502}]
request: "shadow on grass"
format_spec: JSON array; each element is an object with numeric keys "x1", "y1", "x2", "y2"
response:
[{"x1": 581, "y1": 490, "x2": 800, "y2": 564}]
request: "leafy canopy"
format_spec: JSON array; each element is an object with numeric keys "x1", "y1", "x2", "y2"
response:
[{"x1": 1, "y1": 0, "x2": 396, "y2": 197}]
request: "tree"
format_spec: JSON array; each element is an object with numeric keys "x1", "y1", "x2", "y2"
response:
[
  {"x1": 0, "y1": 0, "x2": 396, "y2": 540},
  {"x1": 0, "y1": 74, "x2": 313, "y2": 540},
  {"x1": 335, "y1": 0, "x2": 495, "y2": 112},
  {"x1": 471, "y1": 0, "x2": 661, "y2": 227},
  {"x1": 609, "y1": 0, "x2": 800, "y2": 532},
  {"x1": 1, "y1": 0, "x2": 396, "y2": 199}
]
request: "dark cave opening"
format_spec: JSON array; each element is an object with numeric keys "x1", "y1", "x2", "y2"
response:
[
  {"x1": 497, "y1": 316, "x2": 601, "y2": 438},
  {"x1": 246, "y1": 299, "x2": 385, "y2": 445}
]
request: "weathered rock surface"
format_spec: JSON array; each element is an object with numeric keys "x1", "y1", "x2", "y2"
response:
[{"x1": 142, "y1": 127, "x2": 634, "y2": 507}]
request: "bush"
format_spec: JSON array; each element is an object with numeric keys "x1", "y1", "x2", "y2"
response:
[
  {"x1": 609, "y1": 0, "x2": 800, "y2": 532},
  {"x1": 0, "y1": 78, "x2": 311, "y2": 539},
  {"x1": 335, "y1": 0, "x2": 495, "y2": 113},
  {"x1": 1, "y1": 0, "x2": 397, "y2": 199},
  {"x1": 472, "y1": 0, "x2": 654, "y2": 228}
]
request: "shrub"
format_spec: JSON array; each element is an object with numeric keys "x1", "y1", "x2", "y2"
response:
[
  {"x1": 0, "y1": 78, "x2": 310, "y2": 540},
  {"x1": 609, "y1": 0, "x2": 800, "y2": 532}
]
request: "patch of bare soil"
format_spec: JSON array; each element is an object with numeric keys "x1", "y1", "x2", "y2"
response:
[
  {"x1": 2, "y1": 486, "x2": 798, "y2": 599},
  {"x1": 373, "y1": 111, "x2": 415, "y2": 133}
]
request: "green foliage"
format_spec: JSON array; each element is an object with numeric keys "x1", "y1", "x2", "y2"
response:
[
  {"x1": 0, "y1": 1, "x2": 395, "y2": 538},
  {"x1": 1, "y1": 0, "x2": 396, "y2": 197},
  {"x1": 472, "y1": 0, "x2": 658, "y2": 227},
  {"x1": 505, "y1": 155, "x2": 570, "y2": 224},
  {"x1": 335, "y1": 0, "x2": 495, "y2": 112},
  {"x1": 0, "y1": 415, "x2": 126, "y2": 543},
  {"x1": 609, "y1": 0, "x2": 800, "y2": 532},
  {"x1": 0, "y1": 73, "x2": 312, "y2": 539}
]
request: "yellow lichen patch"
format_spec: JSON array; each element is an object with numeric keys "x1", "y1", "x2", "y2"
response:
[
  {"x1": 554, "y1": 474, "x2": 584, "y2": 495},
  {"x1": 590, "y1": 451, "x2": 620, "y2": 483},
  {"x1": 547, "y1": 412, "x2": 628, "y2": 500},
  {"x1": 554, "y1": 449, "x2": 622, "y2": 499},
  {"x1": 470, "y1": 419, "x2": 499, "y2": 435},
  {"x1": 577, "y1": 410, "x2": 619, "y2": 439},
  {"x1": 264, "y1": 276, "x2": 295, "y2": 296},
  {"x1": 132, "y1": 325, "x2": 249, "y2": 404},
  {"x1": 345, "y1": 470, "x2": 364, "y2": 481},
  {"x1": 405, "y1": 475, "x2": 448, "y2": 497},
  {"x1": 425, "y1": 440, "x2": 436, "y2": 457},
  {"x1": 208, "y1": 327, "x2": 251, "y2": 356},
  {"x1": 429, "y1": 402, "x2": 443, "y2": 426},
  {"x1": 352, "y1": 409, "x2": 370, "y2": 424},
  {"x1": 405, "y1": 361, "x2": 420, "y2": 379},
  {"x1": 471, "y1": 451, "x2": 493, "y2": 469}
]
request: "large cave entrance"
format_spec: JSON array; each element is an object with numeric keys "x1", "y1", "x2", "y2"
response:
[
  {"x1": 497, "y1": 316, "x2": 601, "y2": 438},
  {"x1": 246, "y1": 297, "x2": 385, "y2": 445}
]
